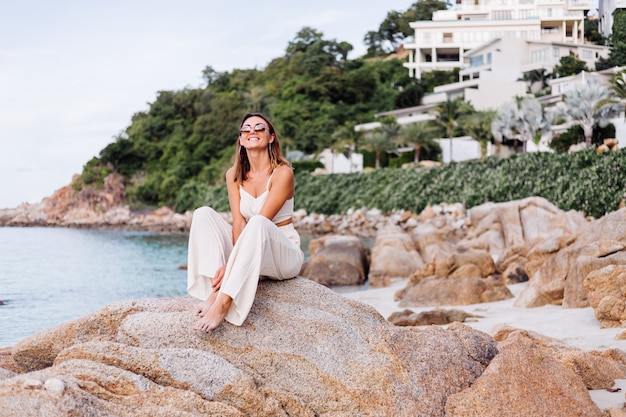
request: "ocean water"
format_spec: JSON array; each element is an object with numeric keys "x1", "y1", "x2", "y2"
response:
[
  {"x1": 0, "y1": 227, "x2": 321, "y2": 348},
  {"x1": 0, "y1": 227, "x2": 189, "y2": 347}
]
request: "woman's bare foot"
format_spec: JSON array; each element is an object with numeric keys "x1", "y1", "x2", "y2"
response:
[
  {"x1": 193, "y1": 293, "x2": 233, "y2": 332},
  {"x1": 195, "y1": 291, "x2": 218, "y2": 317}
]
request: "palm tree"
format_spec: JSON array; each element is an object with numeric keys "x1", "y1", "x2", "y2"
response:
[
  {"x1": 520, "y1": 68, "x2": 552, "y2": 94},
  {"x1": 560, "y1": 83, "x2": 621, "y2": 146},
  {"x1": 491, "y1": 97, "x2": 550, "y2": 153},
  {"x1": 362, "y1": 131, "x2": 394, "y2": 169},
  {"x1": 429, "y1": 98, "x2": 474, "y2": 162},
  {"x1": 396, "y1": 122, "x2": 439, "y2": 163},
  {"x1": 377, "y1": 117, "x2": 401, "y2": 143},
  {"x1": 331, "y1": 122, "x2": 362, "y2": 172},
  {"x1": 464, "y1": 111, "x2": 496, "y2": 160},
  {"x1": 610, "y1": 71, "x2": 626, "y2": 119},
  {"x1": 243, "y1": 86, "x2": 271, "y2": 114}
]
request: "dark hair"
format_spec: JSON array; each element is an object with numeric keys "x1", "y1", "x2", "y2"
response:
[{"x1": 232, "y1": 113, "x2": 290, "y2": 185}]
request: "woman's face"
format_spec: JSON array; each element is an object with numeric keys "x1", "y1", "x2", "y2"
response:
[{"x1": 239, "y1": 116, "x2": 274, "y2": 151}]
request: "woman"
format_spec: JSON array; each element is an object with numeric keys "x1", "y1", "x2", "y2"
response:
[{"x1": 187, "y1": 113, "x2": 304, "y2": 332}]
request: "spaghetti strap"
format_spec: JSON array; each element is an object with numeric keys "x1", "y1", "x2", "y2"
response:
[{"x1": 266, "y1": 169, "x2": 275, "y2": 192}]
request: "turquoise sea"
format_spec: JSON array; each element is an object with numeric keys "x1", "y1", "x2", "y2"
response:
[
  {"x1": 0, "y1": 227, "x2": 191, "y2": 347},
  {"x1": 0, "y1": 227, "x2": 322, "y2": 348}
]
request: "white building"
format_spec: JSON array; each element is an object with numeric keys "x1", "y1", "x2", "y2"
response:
[
  {"x1": 404, "y1": 0, "x2": 593, "y2": 79},
  {"x1": 318, "y1": 148, "x2": 363, "y2": 174},
  {"x1": 434, "y1": 37, "x2": 609, "y2": 110},
  {"x1": 599, "y1": 0, "x2": 626, "y2": 38}
]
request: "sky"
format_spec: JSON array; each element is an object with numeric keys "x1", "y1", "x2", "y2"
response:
[{"x1": 0, "y1": 0, "x2": 416, "y2": 209}]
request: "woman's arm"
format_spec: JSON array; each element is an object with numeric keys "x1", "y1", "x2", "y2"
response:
[
  {"x1": 259, "y1": 164, "x2": 294, "y2": 221},
  {"x1": 226, "y1": 167, "x2": 246, "y2": 244}
]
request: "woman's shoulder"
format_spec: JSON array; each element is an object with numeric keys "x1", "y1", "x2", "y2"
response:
[
  {"x1": 274, "y1": 163, "x2": 294, "y2": 175},
  {"x1": 225, "y1": 166, "x2": 237, "y2": 185},
  {"x1": 272, "y1": 164, "x2": 294, "y2": 181}
]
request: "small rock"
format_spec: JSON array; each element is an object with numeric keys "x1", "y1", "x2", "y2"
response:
[
  {"x1": 44, "y1": 378, "x2": 65, "y2": 394},
  {"x1": 22, "y1": 378, "x2": 43, "y2": 389}
]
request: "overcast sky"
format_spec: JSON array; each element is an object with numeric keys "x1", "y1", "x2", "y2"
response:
[{"x1": 0, "y1": 0, "x2": 416, "y2": 209}]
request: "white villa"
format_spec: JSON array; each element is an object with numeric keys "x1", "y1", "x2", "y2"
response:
[
  {"x1": 599, "y1": 0, "x2": 626, "y2": 38},
  {"x1": 434, "y1": 36, "x2": 610, "y2": 110},
  {"x1": 403, "y1": 0, "x2": 593, "y2": 79},
  {"x1": 351, "y1": 0, "x2": 626, "y2": 164}
]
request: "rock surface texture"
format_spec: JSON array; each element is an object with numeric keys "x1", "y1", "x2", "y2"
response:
[{"x1": 1, "y1": 278, "x2": 501, "y2": 417}]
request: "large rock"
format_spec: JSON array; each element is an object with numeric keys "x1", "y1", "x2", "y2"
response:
[
  {"x1": 495, "y1": 234, "x2": 576, "y2": 283},
  {"x1": 445, "y1": 331, "x2": 604, "y2": 417},
  {"x1": 302, "y1": 235, "x2": 369, "y2": 286},
  {"x1": 524, "y1": 208, "x2": 626, "y2": 309},
  {"x1": 491, "y1": 325, "x2": 626, "y2": 390},
  {"x1": 2, "y1": 278, "x2": 499, "y2": 416},
  {"x1": 368, "y1": 225, "x2": 422, "y2": 287},
  {"x1": 584, "y1": 264, "x2": 626, "y2": 328},
  {"x1": 396, "y1": 276, "x2": 513, "y2": 307},
  {"x1": 462, "y1": 197, "x2": 587, "y2": 259}
]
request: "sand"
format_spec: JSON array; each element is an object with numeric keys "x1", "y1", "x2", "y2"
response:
[{"x1": 339, "y1": 280, "x2": 626, "y2": 411}]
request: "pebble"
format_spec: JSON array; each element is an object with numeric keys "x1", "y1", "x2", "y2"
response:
[
  {"x1": 22, "y1": 378, "x2": 43, "y2": 389},
  {"x1": 44, "y1": 378, "x2": 66, "y2": 394}
]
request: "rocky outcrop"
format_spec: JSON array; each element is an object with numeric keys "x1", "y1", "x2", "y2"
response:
[
  {"x1": 491, "y1": 324, "x2": 626, "y2": 390},
  {"x1": 0, "y1": 173, "x2": 191, "y2": 233},
  {"x1": 445, "y1": 331, "x2": 605, "y2": 417},
  {"x1": 1, "y1": 278, "x2": 499, "y2": 416},
  {"x1": 515, "y1": 208, "x2": 626, "y2": 309}
]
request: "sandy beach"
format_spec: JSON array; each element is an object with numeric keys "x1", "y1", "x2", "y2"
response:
[{"x1": 340, "y1": 279, "x2": 626, "y2": 411}]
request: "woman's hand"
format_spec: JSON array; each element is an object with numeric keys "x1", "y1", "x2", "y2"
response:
[{"x1": 211, "y1": 265, "x2": 227, "y2": 291}]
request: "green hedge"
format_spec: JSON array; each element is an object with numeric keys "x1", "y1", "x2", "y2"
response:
[{"x1": 197, "y1": 149, "x2": 626, "y2": 219}]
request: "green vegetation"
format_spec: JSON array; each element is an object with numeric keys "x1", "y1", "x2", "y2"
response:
[
  {"x1": 75, "y1": 4, "x2": 626, "y2": 218},
  {"x1": 200, "y1": 148, "x2": 626, "y2": 219},
  {"x1": 77, "y1": 3, "x2": 458, "y2": 212}
]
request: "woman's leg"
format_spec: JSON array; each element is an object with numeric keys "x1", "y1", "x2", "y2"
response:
[
  {"x1": 186, "y1": 207, "x2": 232, "y2": 315},
  {"x1": 195, "y1": 215, "x2": 304, "y2": 331}
]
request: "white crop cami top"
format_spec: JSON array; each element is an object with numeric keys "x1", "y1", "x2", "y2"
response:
[{"x1": 239, "y1": 171, "x2": 294, "y2": 224}]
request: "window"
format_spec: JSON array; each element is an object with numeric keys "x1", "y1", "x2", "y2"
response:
[
  {"x1": 581, "y1": 50, "x2": 594, "y2": 59},
  {"x1": 443, "y1": 32, "x2": 453, "y2": 43},
  {"x1": 553, "y1": 47, "x2": 560, "y2": 58},
  {"x1": 531, "y1": 48, "x2": 549, "y2": 63},
  {"x1": 470, "y1": 55, "x2": 485, "y2": 67},
  {"x1": 492, "y1": 10, "x2": 513, "y2": 19}
]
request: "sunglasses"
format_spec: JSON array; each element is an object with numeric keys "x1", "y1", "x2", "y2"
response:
[{"x1": 240, "y1": 124, "x2": 267, "y2": 135}]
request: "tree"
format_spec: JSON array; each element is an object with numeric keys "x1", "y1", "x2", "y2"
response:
[
  {"x1": 363, "y1": 31, "x2": 386, "y2": 56},
  {"x1": 286, "y1": 27, "x2": 324, "y2": 56},
  {"x1": 331, "y1": 122, "x2": 363, "y2": 172},
  {"x1": 520, "y1": 69, "x2": 551, "y2": 95},
  {"x1": 396, "y1": 122, "x2": 439, "y2": 163},
  {"x1": 584, "y1": 18, "x2": 606, "y2": 46},
  {"x1": 243, "y1": 86, "x2": 271, "y2": 114},
  {"x1": 464, "y1": 111, "x2": 496, "y2": 160},
  {"x1": 376, "y1": 0, "x2": 448, "y2": 52},
  {"x1": 404, "y1": 0, "x2": 449, "y2": 23},
  {"x1": 558, "y1": 83, "x2": 621, "y2": 146},
  {"x1": 491, "y1": 97, "x2": 550, "y2": 153},
  {"x1": 610, "y1": 71, "x2": 626, "y2": 113},
  {"x1": 394, "y1": 76, "x2": 426, "y2": 108},
  {"x1": 553, "y1": 53, "x2": 588, "y2": 78},
  {"x1": 429, "y1": 98, "x2": 474, "y2": 161},
  {"x1": 362, "y1": 131, "x2": 394, "y2": 169},
  {"x1": 422, "y1": 69, "x2": 460, "y2": 92}
]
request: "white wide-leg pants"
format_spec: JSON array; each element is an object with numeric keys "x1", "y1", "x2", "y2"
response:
[{"x1": 187, "y1": 207, "x2": 304, "y2": 326}]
